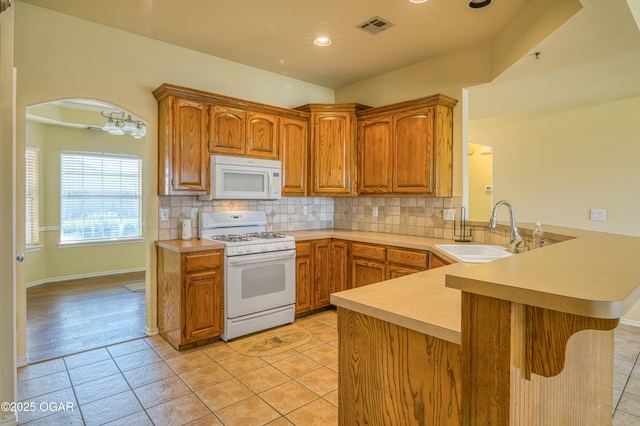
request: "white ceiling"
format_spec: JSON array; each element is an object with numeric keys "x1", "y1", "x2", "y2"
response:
[{"x1": 19, "y1": 0, "x2": 640, "y2": 120}]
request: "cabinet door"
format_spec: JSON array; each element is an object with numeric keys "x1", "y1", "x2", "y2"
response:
[
  {"x1": 313, "y1": 240, "x2": 332, "y2": 308},
  {"x1": 358, "y1": 117, "x2": 392, "y2": 194},
  {"x1": 332, "y1": 240, "x2": 349, "y2": 293},
  {"x1": 295, "y1": 242, "x2": 312, "y2": 315},
  {"x1": 351, "y1": 258, "x2": 385, "y2": 288},
  {"x1": 246, "y1": 112, "x2": 279, "y2": 159},
  {"x1": 311, "y1": 112, "x2": 355, "y2": 195},
  {"x1": 430, "y1": 254, "x2": 449, "y2": 269},
  {"x1": 183, "y1": 269, "x2": 223, "y2": 343},
  {"x1": 393, "y1": 107, "x2": 434, "y2": 194},
  {"x1": 209, "y1": 105, "x2": 246, "y2": 155},
  {"x1": 279, "y1": 117, "x2": 308, "y2": 196},
  {"x1": 386, "y1": 265, "x2": 422, "y2": 280},
  {"x1": 171, "y1": 98, "x2": 209, "y2": 193}
]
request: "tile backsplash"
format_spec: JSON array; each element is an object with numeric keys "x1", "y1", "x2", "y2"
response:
[{"x1": 159, "y1": 195, "x2": 462, "y2": 241}]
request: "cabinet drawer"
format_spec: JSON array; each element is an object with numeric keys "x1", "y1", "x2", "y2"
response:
[
  {"x1": 184, "y1": 251, "x2": 221, "y2": 273},
  {"x1": 387, "y1": 248, "x2": 428, "y2": 269},
  {"x1": 351, "y1": 243, "x2": 385, "y2": 262},
  {"x1": 296, "y1": 242, "x2": 311, "y2": 257}
]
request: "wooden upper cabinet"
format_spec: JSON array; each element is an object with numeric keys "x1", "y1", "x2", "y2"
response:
[
  {"x1": 246, "y1": 112, "x2": 279, "y2": 159},
  {"x1": 296, "y1": 104, "x2": 367, "y2": 196},
  {"x1": 156, "y1": 96, "x2": 209, "y2": 195},
  {"x1": 393, "y1": 107, "x2": 434, "y2": 193},
  {"x1": 358, "y1": 117, "x2": 393, "y2": 194},
  {"x1": 279, "y1": 117, "x2": 308, "y2": 196},
  {"x1": 209, "y1": 105, "x2": 246, "y2": 156},
  {"x1": 356, "y1": 94, "x2": 458, "y2": 197}
]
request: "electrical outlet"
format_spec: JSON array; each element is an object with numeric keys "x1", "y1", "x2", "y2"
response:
[
  {"x1": 372, "y1": 206, "x2": 378, "y2": 217},
  {"x1": 444, "y1": 209, "x2": 456, "y2": 221},
  {"x1": 590, "y1": 208, "x2": 607, "y2": 221},
  {"x1": 190, "y1": 208, "x2": 199, "y2": 219},
  {"x1": 303, "y1": 205, "x2": 308, "y2": 215},
  {"x1": 160, "y1": 208, "x2": 169, "y2": 221}
]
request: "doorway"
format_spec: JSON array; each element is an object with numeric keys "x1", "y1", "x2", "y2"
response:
[{"x1": 25, "y1": 99, "x2": 147, "y2": 362}]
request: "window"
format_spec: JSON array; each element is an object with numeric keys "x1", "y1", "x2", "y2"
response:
[
  {"x1": 60, "y1": 151, "x2": 142, "y2": 243},
  {"x1": 26, "y1": 147, "x2": 40, "y2": 246}
]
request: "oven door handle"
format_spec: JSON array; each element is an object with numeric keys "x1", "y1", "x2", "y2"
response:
[{"x1": 226, "y1": 249, "x2": 296, "y2": 266}]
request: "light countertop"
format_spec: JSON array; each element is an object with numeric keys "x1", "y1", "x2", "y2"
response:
[{"x1": 156, "y1": 239, "x2": 225, "y2": 253}]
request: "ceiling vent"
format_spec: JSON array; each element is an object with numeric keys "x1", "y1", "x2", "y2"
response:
[
  {"x1": 357, "y1": 16, "x2": 395, "y2": 35},
  {"x1": 468, "y1": 0, "x2": 492, "y2": 9}
]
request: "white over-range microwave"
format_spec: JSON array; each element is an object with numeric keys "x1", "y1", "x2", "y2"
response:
[{"x1": 199, "y1": 155, "x2": 282, "y2": 200}]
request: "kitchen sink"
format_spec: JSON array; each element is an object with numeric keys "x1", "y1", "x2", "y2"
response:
[{"x1": 435, "y1": 244, "x2": 514, "y2": 263}]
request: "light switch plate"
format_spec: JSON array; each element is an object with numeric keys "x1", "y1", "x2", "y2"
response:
[
  {"x1": 444, "y1": 209, "x2": 456, "y2": 221},
  {"x1": 160, "y1": 208, "x2": 169, "y2": 221},
  {"x1": 590, "y1": 208, "x2": 607, "y2": 221}
]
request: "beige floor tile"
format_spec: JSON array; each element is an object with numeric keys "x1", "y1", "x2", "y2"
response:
[
  {"x1": 296, "y1": 366, "x2": 338, "y2": 396},
  {"x1": 302, "y1": 344, "x2": 338, "y2": 365},
  {"x1": 184, "y1": 413, "x2": 224, "y2": 425},
  {"x1": 311, "y1": 311, "x2": 337, "y2": 327},
  {"x1": 121, "y1": 360, "x2": 176, "y2": 388},
  {"x1": 18, "y1": 358, "x2": 66, "y2": 382},
  {"x1": 260, "y1": 348, "x2": 300, "y2": 364},
  {"x1": 215, "y1": 395, "x2": 281, "y2": 426},
  {"x1": 113, "y1": 348, "x2": 161, "y2": 372},
  {"x1": 613, "y1": 410, "x2": 640, "y2": 425},
  {"x1": 294, "y1": 317, "x2": 329, "y2": 332},
  {"x1": 80, "y1": 390, "x2": 142, "y2": 425},
  {"x1": 165, "y1": 350, "x2": 215, "y2": 374},
  {"x1": 63, "y1": 348, "x2": 111, "y2": 370},
  {"x1": 266, "y1": 418, "x2": 294, "y2": 425},
  {"x1": 21, "y1": 408, "x2": 85, "y2": 426},
  {"x1": 326, "y1": 360, "x2": 339, "y2": 373},
  {"x1": 237, "y1": 365, "x2": 290, "y2": 393},
  {"x1": 68, "y1": 359, "x2": 120, "y2": 386},
  {"x1": 615, "y1": 325, "x2": 640, "y2": 341},
  {"x1": 293, "y1": 337, "x2": 325, "y2": 353},
  {"x1": 616, "y1": 358, "x2": 635, "y2": 377},
  {"x1": 102, "y1": 410, "x2": 154, "y2": 426},
  {"x1": 218, "y1": 354, "x2": 268, "y2": 376},
  {"x1": 197, "y1": 378, "x2": 253, "y2": 411},
  {"x1": 146, "y1": 393, "x2": 211, "y2": 426},
  {"x1": 17, "y1": 371, "x2": 71, "y2": 401},
  {"x1": 107, "y1": 338, "x2": 150, "y2": 358},
  {"x1": 132, "y1": 376, "x2": 191, "y2": 409},
  {"x1": 286, "y1": 398, "x2": 339, "y2": 426},
  {"x1": 201, "y1": 342, "x2": 241, "y2": 361},
  {"x1": 259, "y1": 380, "x2": 318, "y2": 415},
  {"x1": 151, "y1": 342, "x2": 184, "y2": 360},
  {"x1": 272, "y1": 353, "x2": 322, "y2": 379},
  {"x1": 180, "y1": 362, "x2": 232, "y2": 391},
  {"x1": 615, "y1": 343, "x2": 640, "y2": 364},
  {"x1": 73, "y1": 373, "x2": 130, "y2": 405},
  {"x1": 324, "y1": 389, "x2": 339, "y2": 407},
  {"x1": 311, "y1": 327, "x2": 338, "y2": 343},
  {"x1": 145, "y1": 334, "x2": 170, "y2": 348},
  {"x1": 618, "y1": 392, "x2": 640, "y2": 417},
  {"x1": 615, "y1": 372, "x2": 630, "y2": 391},
  {"x1": 15, "y1": 388, "x2": 77, "y2": 424}
]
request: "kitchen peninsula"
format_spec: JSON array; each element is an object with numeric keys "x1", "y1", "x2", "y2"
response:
[{"x1": 329, "y1": 226, "x2": 640, "y2": 425}]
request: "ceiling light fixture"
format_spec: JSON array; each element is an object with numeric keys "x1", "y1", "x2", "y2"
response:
[
  {"x1": 468, "y1": 0, "x2": 492, "y2": 9},
  {"x1": 313, "y1": 37, "x2": 332, "y2": 47},
  {"x1": 409, "y1": 0, "x2": 429, "y2": 4},
  {"x1": 101, "y1": 111, "x2": 147, "y2": 139}
]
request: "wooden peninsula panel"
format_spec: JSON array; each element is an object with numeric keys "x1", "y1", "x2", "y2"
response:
[{"x1": 338, "y1": 308, "x2": 461, "y2": 426}]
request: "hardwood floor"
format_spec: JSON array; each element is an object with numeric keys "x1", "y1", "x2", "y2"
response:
[{"x1": 27, "y1": 271, "x2": 146, "y2": 363}]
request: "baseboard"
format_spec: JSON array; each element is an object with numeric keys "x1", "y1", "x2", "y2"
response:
[
  {"x1": 620, "y1": 318, "x2": 640, "y2": 328},
  {"x1": 16, "y1": 354, "x2": 29, "y2": 367},
  {"x1": 145, "y1": 326, "x2": 159, "y2": 336},
  {"x1": 26, "y1": 267, "x2": 146, "y2": 288},
  {"x1": 0, "y1": 412, "x2": 17, "y2": 426}
]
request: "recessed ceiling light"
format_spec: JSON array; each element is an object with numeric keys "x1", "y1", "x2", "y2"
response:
[
  {"x1": 409, "y1": 0, "x2": 429, "y2": 3},
  {"x1": 313, "y1": 37, "x2": 332, "y2": 47},
  {"x1": 468, "y1": 0, "x2": 492, "y2": 9}
]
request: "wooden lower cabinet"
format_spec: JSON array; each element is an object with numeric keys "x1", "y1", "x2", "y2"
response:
[
  {"x1": 350, "y1": 242, "x2": 431, "y2": 287},
  {"x1": 157, "y1": 247, "x2": 224, "y2": 350},
  {"x1": 430, "y1": 254, "x2": 449, "y2": 269},
  {"x1": 331, "y1": 240, "x2": 349, "y2": 293}
]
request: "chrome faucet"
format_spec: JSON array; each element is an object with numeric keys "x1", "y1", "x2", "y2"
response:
[{"x1": 489, "y1": 200, "x2": 524, "y2": 253}]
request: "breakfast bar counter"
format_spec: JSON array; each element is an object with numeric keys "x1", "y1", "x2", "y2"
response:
[{"x1": 329, "y1": 226, "x2": 640, "y2": 425}]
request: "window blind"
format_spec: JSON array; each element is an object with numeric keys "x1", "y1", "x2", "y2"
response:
[
  {"x1": 26, "y1": 147, "x2": 40, "y2": 246},
  {"x1": 60, "y1": 151, "x2": 142, "y2": 243}
]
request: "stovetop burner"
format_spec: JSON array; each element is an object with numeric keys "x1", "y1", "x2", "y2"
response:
[
  {"x1": 210, "y1": 234, "x2": 253, "y2": 243},
  {"x1": 245, "y1": 232, "x2": 287, "y2": 239}
]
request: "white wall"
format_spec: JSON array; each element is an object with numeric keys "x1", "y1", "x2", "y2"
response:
[{"x1": 469, "y1": 96, "x2": 640, "y2": 236}]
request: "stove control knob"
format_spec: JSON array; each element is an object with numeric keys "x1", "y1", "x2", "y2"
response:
[
  {"x1": 245, "y1": 247, "x2": 251, "y2": 253},
  {"x1": 262, "y1": 245, "x2": 267, "y2": 251}
]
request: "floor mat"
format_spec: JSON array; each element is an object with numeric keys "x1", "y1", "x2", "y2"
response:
[{"x1": 227, "y1": 324, "x2": 311, "y2": 357}]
